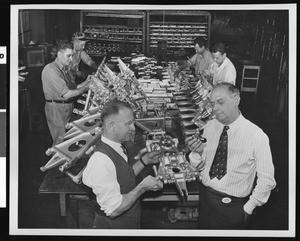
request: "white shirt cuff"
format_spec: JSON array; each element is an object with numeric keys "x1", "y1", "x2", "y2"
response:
[
  {"x1": 188, "y1": 152, "x2": 204, "y2": 170},
  {"x1": 243, "y1": 200, "x2": 257, "y2": 215}
]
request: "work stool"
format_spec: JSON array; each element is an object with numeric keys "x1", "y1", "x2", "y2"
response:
[{"x1": 240, "y1": 64, "x2": 261, "y2": 98}]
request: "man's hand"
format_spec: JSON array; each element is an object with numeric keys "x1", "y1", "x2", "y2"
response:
[
  {"x1": 76, "y1": 74, "x2": 93, "y2": 90},
  {"x1": 76, "y1": 70, "x2": 88, "y2": 79},
  {"x1": 85, "y1": 74, "x2": 94, "y2": 82},
  {"x1": 200, "y1": 70, "x2": 212, "y2": 77},
  {"x1": 80, "y1": 75, "x2": 93, "y2": 90},
  {"x1": 140, "y1": 175, "x2": 163, "y2": 191},
  {"x1": 141, "y1": 150, "x2": 161, "y2": 165},
  {"x1": 185, "y1": 136, "x2": 204, "y2": 153}
]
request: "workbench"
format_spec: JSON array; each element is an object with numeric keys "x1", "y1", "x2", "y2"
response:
[{"x1": 38, "y1": 165, "x2": 200, "y2": 215}]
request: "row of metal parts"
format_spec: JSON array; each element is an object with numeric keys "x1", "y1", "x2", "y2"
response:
[
  {"x1": 85, "y1": 32, "x2": 143, "y2": 42},
  {"x1": 150, "y1": 24, "x2": 207, "y2": 29},
  {"x1": 85, "y1": 42, "x2": 141, "y2": 54},
  {"x1": 84, "y1": 27, "x2": 143, "y2": 34}
]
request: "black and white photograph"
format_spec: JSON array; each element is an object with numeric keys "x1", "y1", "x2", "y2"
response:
[{"x1": 8, "y1": 3, "x2": 296, "y2": 238}]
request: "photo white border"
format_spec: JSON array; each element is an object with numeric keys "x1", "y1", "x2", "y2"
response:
[{"x1": 10, "y1": 3, "x2": 296, "y2": 237}]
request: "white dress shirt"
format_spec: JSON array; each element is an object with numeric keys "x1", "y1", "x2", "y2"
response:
[
  {"x1": 211, "y1": 57, "x2": 236, "y2": 85},
  {"x1": 82, "y1": 136, "x2": 128, "y2": 216},
  {"x1": 189, "y1": 113, "x2": 276, "y2": 214}
]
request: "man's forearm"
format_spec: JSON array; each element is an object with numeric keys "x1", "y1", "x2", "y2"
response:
[
  {"x1": 77, "y1": 79, "x2": 90, "y2": 88},
  {"x1": 89, "y1": 60, "x2": 98, "y2": 70},
  {"x1": 63, "y1": 85, "x2": 89, "y2": 99},
  {"x1": 109, "y1": 182, "x2": 146, "y2": 219}
]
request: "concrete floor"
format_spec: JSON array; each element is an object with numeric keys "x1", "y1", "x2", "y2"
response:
[{"x1": 17, "y1": 92, "x2": 289, "y2": 230}]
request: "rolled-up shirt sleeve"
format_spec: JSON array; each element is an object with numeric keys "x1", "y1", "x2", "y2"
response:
[
  {"x1": 243, "y1": 131, "x2": 276, "y2": 214},
  {"x1": 82, "y1": 152, "x2": 122, "y2": 216},
  {"x1": 187, "y1": 54, "x2": 197, "y2": 67},
  {"x1": 80, "y1": 51, "x2": 94, "y2": 67}
]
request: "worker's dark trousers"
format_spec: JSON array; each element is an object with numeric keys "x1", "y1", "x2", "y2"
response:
[{"x1": 198, "y1": 183, "x2": 251, "y2": 229}]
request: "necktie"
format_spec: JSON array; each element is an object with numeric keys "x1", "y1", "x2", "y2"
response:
[
  {"x1": 209, "y1": 125, "x2": 229, "y2": 180},
  {"x1": 120, "y1": 143, "x2": 128, "y2": 157}
]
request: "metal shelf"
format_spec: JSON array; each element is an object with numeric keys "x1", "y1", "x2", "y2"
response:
[
  {"x1": 84, "y1": 30, "x2": 143, "y2": 36},
  {"x1": 80, "y1": 10, "x2": 146, "y2": 54},
  {"x1": 150, "y1": 22, "x2": 208, "y2": 26},
  {"x1": 146, "y1": 10, "x2": 211, "y2": 54},
  {"x1": 83, "y1": 24, "x2": 143, "y2": 29},
  {"x1": 85, "y1": 37, "x2": 142, "y2": 44},
  {"x1": 148, "y1": 10, "x2": 211, "y2": 17}
]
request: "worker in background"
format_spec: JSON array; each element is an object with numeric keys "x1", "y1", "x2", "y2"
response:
[
  {"x1": 177, "y1": 36, "x2": 214, "y2": 81},
  {"x1": 70, "y1": 32, "x2": 98, "y2": 84},
  {"x1": 185, "y1": 83, "x2": 276, "y2": 229},
  {"x1": 209, "y1": 42, "x2": 237, "y2": 85},
  {"x1": 41, "y1": 41, "x2": 92, "y2": 146},
  {"x1": 82, "y1": 99, "x2": 163, "y2": 229}
]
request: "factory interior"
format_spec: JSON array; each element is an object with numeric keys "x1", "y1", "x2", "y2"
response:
[{"x1": 15, "y1": 7, "x2": 292, "y2": 234}]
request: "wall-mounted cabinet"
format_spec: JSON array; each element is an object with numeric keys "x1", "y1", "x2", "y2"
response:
[
  {"x1": 146, "y1": 10, "x2": 211, "y2": 56},
  {"x1": 80, "y1": 10, "x2": 146, "y2": 57},
  {"x1": 80, "y1": 10, "x2": 211, "y2": 58}
]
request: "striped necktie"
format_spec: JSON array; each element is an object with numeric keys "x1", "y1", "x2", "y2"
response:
[
  {"x1": 120, "y1": 143, "x2": 128, "y2": 157},
  {"x1": 209, "y1": 125, "x2": 229, "y2": 180}
]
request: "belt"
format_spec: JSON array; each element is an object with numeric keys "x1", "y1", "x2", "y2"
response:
[
  {"x1": 206, "y1": 187, "x2": 246, "y2": 201},
  {"x1": 45, "y1": 99, "x2": 74, "y2": 104}
]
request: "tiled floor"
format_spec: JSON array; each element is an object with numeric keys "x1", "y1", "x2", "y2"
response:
[{"x1": 18, "y1": 91, "x2": 289, "y2": 230}]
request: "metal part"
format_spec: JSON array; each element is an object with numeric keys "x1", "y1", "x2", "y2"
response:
[
  {"x1": 172, "y1": 91, "x2": 189, "y2": 96},
  {"x1": 40, "y1": 127, "x2": 102, "y2": 173},
  {"x1": 63, "y1": 113, "x2": 101, "y2": 140},
  {"x1": 173, "y1": 96, "x2": 192, "y2": 101},
  {"x1": 181, "y1": 121, "x2": 197, "y2": 128},
  {"x1": 135, "y1": 117, "x2": 166, "y2": 135},
  {"x1": 176, "y1": 101, "x2": 194, "y2": 107},
  {"x1": 134, "y1": 135, "x2": 199, "y2": 197},
  {"x1": 65, "y1": 167, "x2": 86, "y2": 184},
  {"x1": 180, "y1": 113, "x2": 196, "y2": 119},
  {"x1": 178, "y1": 107, "x2": 197, "y2": 113}
]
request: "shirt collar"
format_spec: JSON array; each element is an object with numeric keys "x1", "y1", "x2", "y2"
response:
[
  {"x1": 218, "y1": 57, "x2": 229, "y2": 70},
  {"x1": 227, "y1": 112, "x2": 245, "y2": 132},
  {"x1": 101, "y1": 135, "x2": 123, "y2": 149}
]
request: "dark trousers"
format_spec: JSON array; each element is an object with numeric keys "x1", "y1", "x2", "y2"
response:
[
  {"x1": 92, "y1": 211, "x2": 140, "y2": 229},
  {"x1": 198, "y1": 183, "x2": 251, "y2": 229}
]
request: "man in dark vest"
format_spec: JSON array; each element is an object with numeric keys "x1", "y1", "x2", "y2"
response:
[{"x1": 82, "y1": 99, "x2": 163, "y2": 229}]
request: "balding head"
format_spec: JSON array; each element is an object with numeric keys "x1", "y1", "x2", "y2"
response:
[{"x1": 210, "y1": 83, "x2": 241, "y2": 125}]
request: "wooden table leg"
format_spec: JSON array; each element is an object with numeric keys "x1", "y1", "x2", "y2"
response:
[
  {"x1": 59, "y1": 193, "x2": 67, "y2": 216},
  {"x1": 73, "y1": 199, "x2": 80, "y2": 228}
]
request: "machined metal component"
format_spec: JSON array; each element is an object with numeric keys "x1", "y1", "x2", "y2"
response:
[
  {"x1": 173, "y1": 96, "x2": 192, "y2": 101},
  {"x1": 135, "y1": 117, "x2": 166, "y2": 135},
  {"x1": 63, "y1": 113, "x2": 101, "y2": 140},
  {"x1": 178, "y1": 107, "x2": 197, "y2": 114},
  {"x1": 176, "y1": 101, "x2": 194, "y2": 107},
  {"x1": 134, "y1": 134, "x2": 199, "y2": 197},
  {"x1": 180, "y1": 113, "x2": 196, "y2": 120},
  {"x1": 181, "y1": 121, "x2": 197, "y2": 127},
  {"x1": 40, "y1": 127, "x2": 102, "y2": 173}
]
